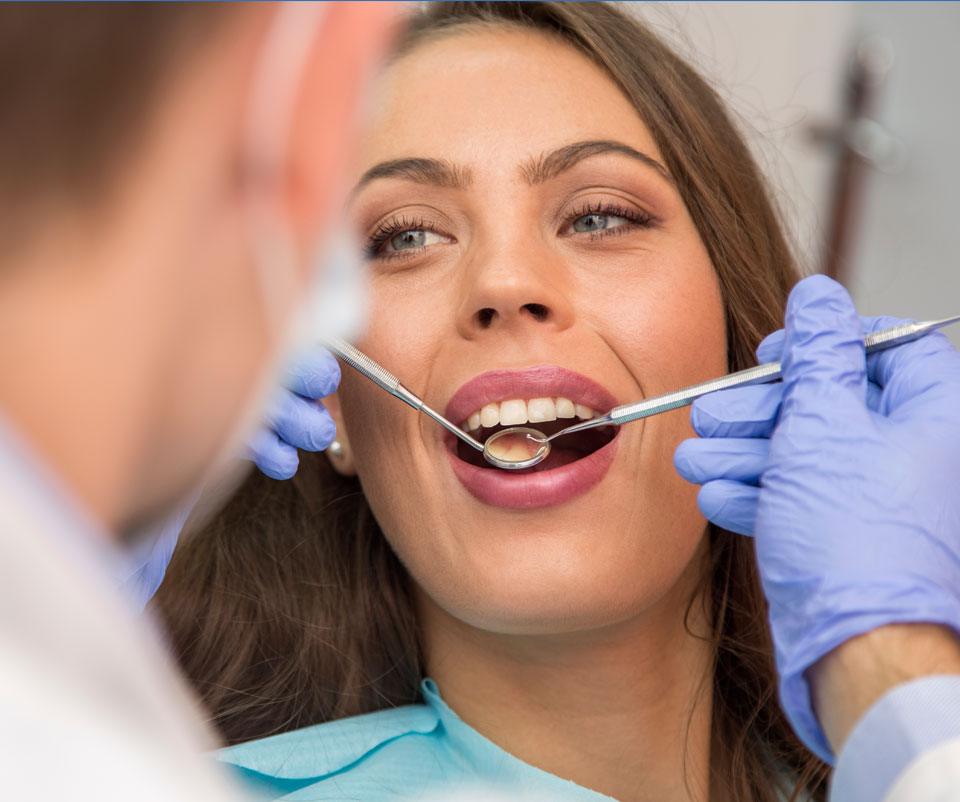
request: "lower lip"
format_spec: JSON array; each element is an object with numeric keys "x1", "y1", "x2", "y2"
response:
[{"x1": 446, "y1": 433, "x2": 619, "y2": 510}]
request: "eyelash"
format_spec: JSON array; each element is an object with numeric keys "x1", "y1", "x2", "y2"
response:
[
  {"x1": 365, "y1": 202, "x2": 654, "y2": 261},
  {"x1": 563, "y1": 201, "x2": 654, "y2": 239},
  {"x1": 365, "y1": 215, "x2": 434, "y2": 262}
]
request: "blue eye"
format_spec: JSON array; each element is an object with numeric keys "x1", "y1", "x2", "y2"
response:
[
  {"x1": 572, "y1": 212, "x2": 630, "y2": 233},
  {"x1": 390, "y1": 230, "x2": 427, "y2": 250},
  {"x1": 367, "y1": 220, "x2": 453, "y2": 260}
]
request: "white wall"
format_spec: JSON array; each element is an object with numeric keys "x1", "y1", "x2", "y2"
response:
[
  {"x1": 845, "y1": 2, "x2": 960, "y2": 345},
  {"x1": 628, "y1": 1, "x2": 960, "y2": 345},
  {"x1": 633, "y1": 1, "x2": 853, "y2": 271}
]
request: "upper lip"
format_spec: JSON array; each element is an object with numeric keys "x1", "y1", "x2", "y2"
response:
[{"x1": 444, "y1": 365, "x2": 620, "y2": 427}]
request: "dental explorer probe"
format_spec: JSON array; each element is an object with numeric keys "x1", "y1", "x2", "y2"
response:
[
  {"x1": 323, "y1": 338, "x2": 486, "y2": 453},
  {"x1": 482, "y1": 314, "x2": 960, "y2": 469}
]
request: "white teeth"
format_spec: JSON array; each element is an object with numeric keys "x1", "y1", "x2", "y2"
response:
[
  {"x1": 480, "y1": 403, "x2": 500, "y2": 428},
  {"x1": 575, "y1": 403, "x2": 595, "y2": 420},
  {"x1": 555, "y1": 397, "x2": 576, "y2": 419},
  {"x1": 464, "y1": 396, "x2": 597, "y2": 431},
  {"x1": 527, "y1": 397, "x2": 557, "y2": 423},
  {"x1": 499, "y1": 399, "x2": 528, "y2": 426}
]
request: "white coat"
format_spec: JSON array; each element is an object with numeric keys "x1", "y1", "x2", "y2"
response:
[{"x1": 0, "y1": 424, "x2": 248, "y2": 801}]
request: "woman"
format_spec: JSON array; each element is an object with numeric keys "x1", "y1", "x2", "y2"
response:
[{"x1": 155, "y1": 3, "x2": 825, "y2": 800}]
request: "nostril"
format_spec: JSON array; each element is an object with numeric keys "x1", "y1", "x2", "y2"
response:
[
  {"x1": 523, "y1": 303, "x2": 549, "y2": 322},
  {"x1": 476, "y1": 307, "x2": 496, "y2": 328}
]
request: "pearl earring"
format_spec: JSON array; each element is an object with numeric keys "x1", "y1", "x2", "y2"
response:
[{"x1": 328, "y1": 440, "x2": 344, "y2": 458}]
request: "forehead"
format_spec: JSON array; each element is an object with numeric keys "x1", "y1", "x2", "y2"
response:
[{"x1": 362, "y1": 27, "x2": 663, "y2": 175}]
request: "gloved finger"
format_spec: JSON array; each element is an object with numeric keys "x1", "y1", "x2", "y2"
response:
[
  {"x1": 756, "y1": 316, "x2": 891, "y2": 365},
  {"x1": 696, "y1": 479, "x2": 759, "y2": 536},
  {"x1": 244, "y1": 428, "x2": 299, "y2": 480},
  {"x1": 755, "y1": 328, "x2": 785, "y2": 364},
  {"x1": 758, "y1": 322, "x2": 881, "y2": 412},
  {"x1": 690, "y1": 383, "x2": 783, "y2": 438},
  {"x1": 674, "y1": 437, "x2": 768, "y2": 486},
  {"x1": 282, "y1": 346, "x2": 341, "y2": 399},
  {"x1": 781, "y1": 275, "x2": 867, "y2": 405},
  {"x1": 862, "y1": 315, "x2": 960, "y2": 415},
  {"x1": 265, "y1": 392, "x2": 337, "y2": 452}
]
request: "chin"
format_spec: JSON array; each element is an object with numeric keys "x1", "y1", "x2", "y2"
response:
[{"x1": 423, "y1": 547, "x2": 666, "y2": 636}]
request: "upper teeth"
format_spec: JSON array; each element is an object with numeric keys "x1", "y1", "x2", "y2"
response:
[{"x1": 464, "y1": 397, "x2": 596, "y2": 432}]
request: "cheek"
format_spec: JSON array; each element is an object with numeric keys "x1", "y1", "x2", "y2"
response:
[
  {"x1": 338, "y1": 375, "x2": 435, "y2": 560},
  {"x1": 334, "y1": 302, "x2": 454, "y2": 569},
  {"x1": 582, "y1": 241, "x2": 725, "y2": 607},
  {"x1": 361, "y1": 272, "x2": 455, "y2": 373},
  {"x1": 337, "y1": 270, "x2": 453, "y2": 458},
  {"x1": 591, "y1": 247, "x2": 727, "y2": 389}
]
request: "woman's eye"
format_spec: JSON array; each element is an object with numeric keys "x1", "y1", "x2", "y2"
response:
[
  {"x1": 572, "y1": 212, "x2": 631, "y2": 233},
  {"x1": 386, "y1": 229, "x2": 447, "y2": 252}
]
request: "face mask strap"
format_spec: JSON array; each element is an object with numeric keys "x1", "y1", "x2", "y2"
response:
[{"x1": 241, "y1": 1, "x2": 331, "y2": 336}]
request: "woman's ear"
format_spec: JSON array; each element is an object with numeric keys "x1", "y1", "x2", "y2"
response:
[{"x1": 322, "y1": 390, "x2": 357, "y2": 476}]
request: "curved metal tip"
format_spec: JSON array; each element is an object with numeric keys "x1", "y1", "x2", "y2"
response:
[{"x1": 482, "y1": 427, "x2": 551, "y2": 470}]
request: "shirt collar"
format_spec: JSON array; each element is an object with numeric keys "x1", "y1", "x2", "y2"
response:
[{"x1": 422, "y1": 678, "x2": 616, "y2": 800}]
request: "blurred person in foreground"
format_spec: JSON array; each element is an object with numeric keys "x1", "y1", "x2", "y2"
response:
[{"x1": 0, "y1": 3, "x2": 396, "y2": 799}]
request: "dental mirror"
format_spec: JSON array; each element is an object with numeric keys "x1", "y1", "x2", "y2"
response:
[
  {"x1": 327, "y1": 314, "x2": 960, "y2": 472},
  {"x1": 481, "y1": 427, "x2": 552, "y2": 470}
]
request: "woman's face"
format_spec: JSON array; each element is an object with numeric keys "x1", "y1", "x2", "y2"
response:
[{"x1": 337, "y1": 28, "x2": 727, "y2": 635}]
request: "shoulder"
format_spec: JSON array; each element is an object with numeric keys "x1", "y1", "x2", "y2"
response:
[{"x1": 217, "y1": 703, "x2": 463, "y2": 801}]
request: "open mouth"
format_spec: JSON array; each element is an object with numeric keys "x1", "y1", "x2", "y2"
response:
[
  {"x1": 443, "y1": 366, "x2": 623, "y2": 508},
  {"x1": 457, "y1": 396, "x2": 617, "y2": 473}
]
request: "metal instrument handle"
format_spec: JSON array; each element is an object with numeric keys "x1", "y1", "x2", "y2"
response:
[
  {"x1": 610, "y1": 361, "x2": 781, "y2": 424},
  {"x1": 324, "y1": 338, "x2": 484, "y2": 451},
  {"x1": 325, "y1": 337, "x2": 403, "y2": 394},
  {"x1": 608, "y1": 318, "x2": 954, "y2": 426}
]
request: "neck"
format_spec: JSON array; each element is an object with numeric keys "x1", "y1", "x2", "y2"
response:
[
  {"x1": 419, "y1": 553, "x2": 715, "y2": 802},
  {"x1": 0, "y1": 227, "x2": 162, "y2": 538}
]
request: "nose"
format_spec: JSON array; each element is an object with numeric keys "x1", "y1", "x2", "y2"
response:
[{"x1": 456, "y1": 243, "x2": 575, "y2": 339}]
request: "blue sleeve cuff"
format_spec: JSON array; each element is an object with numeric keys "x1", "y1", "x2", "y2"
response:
[
  {"x1": 118, "y1": 491, "x2": 198, "y2": 612},
  {"x1": 830, "y1": 676, "x2": 960, "y2": 802}
]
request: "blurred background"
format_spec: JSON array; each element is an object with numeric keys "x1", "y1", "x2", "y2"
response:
[{"x1": 634, "y1": 1, "x2": 960, "y2": 346}]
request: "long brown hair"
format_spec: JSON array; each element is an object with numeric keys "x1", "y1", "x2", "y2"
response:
[{"x1": 154, "y1": 3, "x2": 826, "y2": 800}]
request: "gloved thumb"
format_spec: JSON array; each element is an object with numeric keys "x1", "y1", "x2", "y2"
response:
[{"x1": 780, "y1": 275, "x2": 867, "y2": 408}]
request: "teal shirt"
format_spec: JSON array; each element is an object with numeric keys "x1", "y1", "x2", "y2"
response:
[{"x1": 217, "y1": 679, "x2": 615, "y2": 801}]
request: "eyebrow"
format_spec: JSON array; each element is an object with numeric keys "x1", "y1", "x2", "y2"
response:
[
  {"x1": 354, "y1": 139, "x2": 670, "y2": 194},
  {"x1": 521, "y1": 140, "x2": 671, "y2": 185},
  {"x1": 354, "y1": 158, "x2": 473, "y2": 192}
]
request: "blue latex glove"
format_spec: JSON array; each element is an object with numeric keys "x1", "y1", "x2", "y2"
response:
[
  {"x1": 123, "y1": 346, "x2": 340, "y2": 610},
  {"x1": 674, "y1": 327, "x2": 883, "y2": 537},
  {"x1": 674, "y1": 274, "x2": 960, "y2": 761},
  {"x1": 242, "y1": 347, "x2": 340, "y2": 480}
]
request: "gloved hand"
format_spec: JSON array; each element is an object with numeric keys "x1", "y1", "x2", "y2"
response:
[
  {"x1": 243, "y1": 346, "x2": 340, "y2": 479},
  {"x1": 674, "y1": 274, "x2": 960, "y2": 761},
  {"x1": 123, "y1": 346, "x2": 340, "y2": 610},
  {"x1": 674, "y1": 323, "x2": 883, "y2": 538}
]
